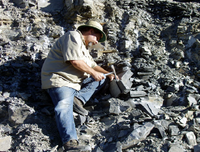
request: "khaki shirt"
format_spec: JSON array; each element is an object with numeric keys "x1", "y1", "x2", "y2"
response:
[{"x1": 41, "y1": 30, "x2": 97, "y2": 90}]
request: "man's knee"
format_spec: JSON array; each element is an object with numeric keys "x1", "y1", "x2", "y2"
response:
[{"x1": 55, "y1": 99, "x2": 73, "y2": 112}]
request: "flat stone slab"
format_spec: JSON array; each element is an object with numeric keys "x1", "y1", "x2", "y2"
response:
[
  {"x1": 0, "y1": 136, "x2": 12, "y2": 151},
  {"x1": 130, "y1": 90, "x2": 147, "y2": 97},
  {"x1": 121, "y1": 122, "x2": 154, "y2": 149}
]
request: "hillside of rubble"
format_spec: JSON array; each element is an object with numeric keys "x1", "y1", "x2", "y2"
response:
[{"x1": 0, "y1": 0, "x2": 200, "y2": 151}]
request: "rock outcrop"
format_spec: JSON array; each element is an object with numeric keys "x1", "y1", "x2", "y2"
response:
[{"x1": 0, "y1": 0, "x2": 200, "y2": 151}]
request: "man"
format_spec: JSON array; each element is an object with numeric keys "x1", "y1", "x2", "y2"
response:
[{"x1": 41, "y1": 20, "x2": 115, "y2": 151}]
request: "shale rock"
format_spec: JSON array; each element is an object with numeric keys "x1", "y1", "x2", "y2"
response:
[{"x1": 0, "y1": 0, "x2": 200, "y2": 151}]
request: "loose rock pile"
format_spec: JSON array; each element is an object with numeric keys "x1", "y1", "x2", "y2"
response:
[{"x1": 0, "y1": 0, "x2": 200, "y2": 151}]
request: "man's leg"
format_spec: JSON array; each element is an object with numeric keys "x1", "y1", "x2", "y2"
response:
[
  {"x1": 47, "y1": 86, "x2": 77, "y2": 144},
  {"x1": 75, "y1": 76, "x2": 107, "y2": 104}
]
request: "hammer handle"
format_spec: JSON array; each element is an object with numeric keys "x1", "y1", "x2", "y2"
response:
[
  {"x1": 105, "y1": 72, "x2": 114, "y2": 76},
  {"x1": 111, "y1": 65, "x2": 118, "y2": 80}
]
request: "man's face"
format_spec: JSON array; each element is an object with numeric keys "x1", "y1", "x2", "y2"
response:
[{"x1": 86, "y1": 28, "x2": 102, "y2": 47}]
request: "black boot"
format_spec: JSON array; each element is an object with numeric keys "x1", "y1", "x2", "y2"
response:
[
  {"x1": 63, "y1": 140, "x2": 90, "y2": 152},
  {"x1": 73, "y1": 97, "x2": 88, "y2": 116}
]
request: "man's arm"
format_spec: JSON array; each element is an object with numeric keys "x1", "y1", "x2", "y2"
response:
[
  {"x1": 93, "y1": 65, "x2": 115, "y2": 81},
  {"x1": 70, "y1": 60, "x2": 106, "y2": 81}
]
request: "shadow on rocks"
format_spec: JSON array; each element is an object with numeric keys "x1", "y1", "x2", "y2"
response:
[{"x1": 0, "y1": 55, "x2": 63, "y2": 151}]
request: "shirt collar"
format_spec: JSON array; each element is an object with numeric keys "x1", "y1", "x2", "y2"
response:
[{"x1": 77, "y1": 30, "x2": 86, "y2": 46}]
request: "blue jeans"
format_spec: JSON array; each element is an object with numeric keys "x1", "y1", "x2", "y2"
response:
[{"x1": 47, "y1": 76, "x2": 106, "y2": 144}]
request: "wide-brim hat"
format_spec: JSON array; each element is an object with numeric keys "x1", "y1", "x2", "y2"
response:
[{"x1": 78, "y1": 20, "x2": 107, "y2": 42}]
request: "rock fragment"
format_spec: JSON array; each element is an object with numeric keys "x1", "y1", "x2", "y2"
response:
[
  {"x1": 8, "y1": 101, "x2": 35, "y2": 125},
  {"x1": 108, "y1": 98, "x2": 131, "y2": 115},
  {"x1": 185, "y1": 131, "x2": 197, "y2": 146},
  {"x1": 121, "y1": 122, "x2": 154, "y2": 149},
  {"x1": 130, "y1": 90, "x2": 147, "y2": 98},
  {"x1": 0, "y1": 136, "x2": 12, "y2": 151},
  {"x1": 168, "y1": 125, "x2": 180, "y2": 136},
  {"x1": 168, "y1": 144, "x2": 185, "y2": 152},
  {"x1": 194, "y1": 145, "x2": 200, "y2": 152}
]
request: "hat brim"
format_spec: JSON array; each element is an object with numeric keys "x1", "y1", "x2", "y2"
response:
[{"x1": 78, "y1": 25, "x2": 106, "y2": 42}]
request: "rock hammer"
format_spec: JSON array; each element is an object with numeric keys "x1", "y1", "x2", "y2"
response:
[
  {"x1": 109, "y1": 65, "x2": 122, "y2": 97},
  {"x1": 111, "y1": 65, "x2": 118, "y2": 80}
]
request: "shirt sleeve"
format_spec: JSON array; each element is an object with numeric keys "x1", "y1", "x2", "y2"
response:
[{"x1": 62, "y1": 31, "x2": 83, "y2": 62}]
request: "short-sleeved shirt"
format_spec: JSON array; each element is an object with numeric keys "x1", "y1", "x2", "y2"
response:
[{"x1": 41, "y1": 30, "x2": 97, "y2": 90}]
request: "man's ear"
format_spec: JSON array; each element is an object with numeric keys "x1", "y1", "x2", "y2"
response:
[{"x1": 89, "y1": 28, "x2": 94, "y2": 34}]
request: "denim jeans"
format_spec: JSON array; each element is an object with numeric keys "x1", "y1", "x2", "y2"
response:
[{"x1": 47, "y1": 76, "x2": 106, "y2": 144}]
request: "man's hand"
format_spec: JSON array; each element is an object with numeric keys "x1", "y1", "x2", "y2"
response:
[
  {"x1": 107, "y1": 74, "x2": 119, "y2": 81},
  {"x1": 91, "y1": 71, "x2": 105, "y2": 81},
  {"x1": 70, "y1": 60, "x2": 106, "y2": 81},
  {"x1": 107, "y1": 74, "x2": 115, "y2": 81},
  {"x1": 70, "y1": 60, "x2": 118, "y2": 81}
]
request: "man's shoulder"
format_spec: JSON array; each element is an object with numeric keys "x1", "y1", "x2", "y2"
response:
[{"x1": 66, "y1": 30, "x2": 80, "y2": 37}]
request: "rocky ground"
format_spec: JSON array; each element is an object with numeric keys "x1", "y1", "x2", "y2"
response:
[{"x1": 0, "y1": 0, "x2": 200, "y2": 151}]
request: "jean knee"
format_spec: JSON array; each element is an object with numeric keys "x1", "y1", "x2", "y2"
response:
[{"x1": 55, "y1": 99, "x2": 72, "y2": 113}]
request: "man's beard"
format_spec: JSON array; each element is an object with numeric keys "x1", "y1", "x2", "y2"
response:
[{"x1": 87, "y1": 42, "x2": 104, "y2": 52}]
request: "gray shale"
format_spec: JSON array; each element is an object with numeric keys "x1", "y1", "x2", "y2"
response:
[{"x1": 0, "y1": 0, "x2": 200, "y2": 151}]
